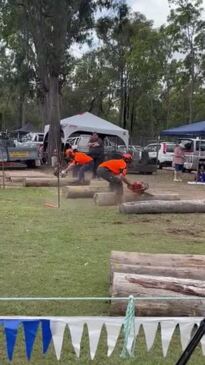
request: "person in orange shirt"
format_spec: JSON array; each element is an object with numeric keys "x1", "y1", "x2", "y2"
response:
[
  {"x1": 97, "y1": 154, "x2": 133, "y2": 196},
  {"x1": 61, "y1": 149, "x2": 94, "y2": 183}
]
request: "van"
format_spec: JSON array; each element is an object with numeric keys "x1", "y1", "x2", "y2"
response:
[{"x1": 144, "y1": 142, "x2": 175, "y2": 168}]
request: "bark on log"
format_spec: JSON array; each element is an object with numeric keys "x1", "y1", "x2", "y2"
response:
[
  {"x1": 62, "y1": 185, "x2": 110, "y2": 198},
  {"x1": 111, "y1": 272, "x2": 205, "y2": 316},
  {"x1": 111, "y1": 251, "x2": 205, "y2": 268},
  {"x1": 119, "y1": 199, "x2": 205, "y2": 214},
  {"x1": 24, "y1": 178, "x2": 90, "y2": 187},
  {"x1": 94, "y1": 192, "x2": 180, "y2": 206}
]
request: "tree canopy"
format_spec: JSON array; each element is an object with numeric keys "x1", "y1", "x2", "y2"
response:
[{"x1": 0, "y1": 0, "x2": 205, "y2": 149}]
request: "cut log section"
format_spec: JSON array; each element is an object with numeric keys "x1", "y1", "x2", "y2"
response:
[
  {"x1": 119, "y1": 199, "x2": 205, "y2": 214},
  {"x1": 110, "y1": 263, "x2": 205, "y2": 282},
  {"x1": 111, "y1": 272, "x2": 205, "y2": 316},
  {"x1": 94, "y1": 192, "x2": 180, "y2": 206},
  {"x1": 111, "y1": 251, "x2": 205, "y2": 268},
  {"x1": 24, "y1": 178, "x2": 90, "y2": 187},
  {"x1": 62, "y1": 185, "x2": 110, "y2": 198},
  {"x1": 110, "y1": 252, "x2": 205, "y2": 283}
]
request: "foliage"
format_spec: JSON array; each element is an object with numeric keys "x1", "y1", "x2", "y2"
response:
[{"x1": 0, "y1": 1, "x2": 205, "y2": 143}]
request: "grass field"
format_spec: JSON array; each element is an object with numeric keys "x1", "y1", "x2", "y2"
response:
[{"x1": 0, "y1": 183, "x2": 205, "y2": 364}]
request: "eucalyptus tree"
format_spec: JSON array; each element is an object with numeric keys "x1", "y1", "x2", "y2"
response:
[
  {"x1": 0, "y1": 0, "x2": 113, "y2": 160},
  {"x1": 167, "y1": 0, "x2": 205, "y2": 122}
]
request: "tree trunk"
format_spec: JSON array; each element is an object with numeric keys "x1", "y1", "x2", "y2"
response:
[
  {"x1": 119, "y1": 199, "x2": 205, "y2": 214},
  {"x1": 111, "y1": 272, "x2": 205, "y2": 316},
  {"x1": 94, "y1": 192, "x2": 180, "y2": 206},
  {"x1": 47, "y1": 75, "x2": 62, "y2": 164},
  {"x1": 110, "y1": 251, "x2": 205, "y2": 268},
  {"x1": 18, "y1": 93, "x2": 25, "y2": 128}
]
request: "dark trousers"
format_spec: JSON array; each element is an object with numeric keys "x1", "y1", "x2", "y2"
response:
[
  {"x1": 92, "y1": 156, "x2": 104, "y2": 178},
  {"x1": 96, "y1": 167, "x2": 123, "y2": 195},
  {"x1": 78, "y1": 161, "x2": 94, "y2": 182}
]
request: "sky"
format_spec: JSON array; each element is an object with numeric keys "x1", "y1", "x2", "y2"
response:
[{"x1": 128, "y1": 0, "x2": 205, "y2": 27}]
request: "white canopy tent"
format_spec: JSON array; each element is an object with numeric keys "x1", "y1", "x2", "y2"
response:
[{"x1": 44, "y1": 112, "x2": 129, "y2": 147}]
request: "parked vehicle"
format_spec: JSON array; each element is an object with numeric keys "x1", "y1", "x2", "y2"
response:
[
  {"x1": 66, "y1": 136, "x2": 156, "y2": 174},
  {"x1": 144, "y1": 142, "x2": 175, "y2": 168},
  {"x1": 179, "y1": 138, "x2": 205, "y2": 171},
  {"x1": 115, "y1": 145, "x2": 156, "y2": 174},
  {"x1": 20, "y1": 132, "x2": 44, "y2": 145},
  {"x1": 0, "y1": 133, "x2": 41, "y2": 168},
  {"x1": 117, "y1": 145, "x2": 141, "y2": 154}
]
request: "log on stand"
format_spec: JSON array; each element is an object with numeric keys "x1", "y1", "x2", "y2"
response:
[
  {"x1": 62, "y1": 185, "x2": 110, "y2": 198},
  {"x1": 110, "y1": 263, "x2": 205, "y2": 282},
  {"x1": 119, "y1": 199, "x2": 205, "y2": 214},
  {"x1": 110, "y1": 251, "x2": 205, "y2": 269},
  {"x1": 24, "y1": 178, "x2": 90, "y2": 187},
  {"x1": 111, "y1": 272, "x2": 205, "y2": 316},
  {"x1": 94, "y1": 192, "x2": 180, "y2": 206}
]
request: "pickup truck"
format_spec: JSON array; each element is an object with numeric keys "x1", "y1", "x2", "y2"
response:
[
  {"x1": 0, "y1": 134, "x2": 41, "y2": 168},
  {"x1": 180, "y1": 138, "x2": 205, "y2": 171}
]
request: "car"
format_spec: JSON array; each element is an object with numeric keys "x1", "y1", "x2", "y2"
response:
[
  {"x1": 144, "y1": 142, "x2": 175, "y2": 168},
  {"x1": 112, "y1": 145, "x2": 157, "y2": 174}
]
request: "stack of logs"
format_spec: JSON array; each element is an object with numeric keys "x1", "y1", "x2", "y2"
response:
[{"x1": 110, "y1": 251, "x2": 205, "y2": 316}]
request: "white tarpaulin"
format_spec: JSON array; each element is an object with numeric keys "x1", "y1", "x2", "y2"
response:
[{"x1": 44, "y1": 112, "x2": 129, "y2": 147}]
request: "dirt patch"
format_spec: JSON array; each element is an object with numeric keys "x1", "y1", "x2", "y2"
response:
[{"x1": 166, "y1": 228, "x2": 202, "y2": 237}]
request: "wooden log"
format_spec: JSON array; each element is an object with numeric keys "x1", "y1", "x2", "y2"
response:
[
  {"x1": 24, "y1": 178, "x2": 90, "y2": 187},
  {"x1": 111, "y1": 272, "x2": 205, "y2": 316},
  {"x1": 62, "y1": 185, "x2": 110, "y2": 198},
  {"x1": 111, "y1": 251, "x2": 205, "y2": 268},
  {"x1": 10, "y1": 176, "x2": 49, "y2": 183},
  {"x1": 94, "y1": 192, "x2": 180, "y2": 206},
  {"x1": 110, "y1": 263, "x2": 205, "y2": 282},
  {"x1": 90, "y1": 179, "x2": 108, "y2": 187},
  {"x1": 119, "y1": 199, "x2": 205, "y2": 214}
]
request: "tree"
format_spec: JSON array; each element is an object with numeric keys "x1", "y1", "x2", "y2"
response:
[
  {"x1": 167, "y1": 0, "x2": 205, "y2": 122},
  {"x1": 0, "y1": 0, "x2": 113, "y2": 161}
]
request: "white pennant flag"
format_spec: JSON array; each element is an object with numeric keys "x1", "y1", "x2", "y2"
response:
[
  {"x1": 161, "y1": 321, "x2": 176, "y2": 357},
  {"x1": 68, "y1": 320, "x2": 84, "y2": 358},
  {"x1": 179, "y1": 322, "x2": 194, "y2": 351},
  {"x1": 105, "y1": 318, "x2": 123, "y2": 357},
  {"x1": 201, "y1": 334, "x2": 205, "y2": 356},
  {"x1": 50, "y1": 320, "x2": 66, "y2": 360},
  {"x1": 142, "y1": 321, "x2": 159, "y2": 351},
  {"x1": 87, "y1": 319, "x2": 103, "y2": 359}
]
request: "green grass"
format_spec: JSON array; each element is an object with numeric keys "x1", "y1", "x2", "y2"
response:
[{"x1": 0, "y1": 186, "x2": 205, "y2": 364}]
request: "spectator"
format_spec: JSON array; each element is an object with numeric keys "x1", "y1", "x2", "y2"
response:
[
  {"x1": 88, "y1": 133, "x2": 104, "y2": 178},
  {"x1": 196, "y1": 164, "x2": 205, "y2": 183},
  {"x1": 173, "y1": 143, "x2": 185, "y2": 182}
]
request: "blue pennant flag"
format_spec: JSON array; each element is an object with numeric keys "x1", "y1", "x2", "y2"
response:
[
  {"x1": 41, "y1": 320, "x2": 52, "y2": 354},
  {"x1": 23, "y1": 320, "x2": 39, "y2": 360},
  {"x1": 4, "y1": 320, "x2": 21, "y2": 361}
]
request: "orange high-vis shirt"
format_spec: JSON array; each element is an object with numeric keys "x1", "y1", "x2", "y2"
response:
[
  {"x1": 73, "y1": 152, "x2": 93, "y2": 165},
  {"x1": 99, "y1": 159, "x2": 127, "y2": 176}
]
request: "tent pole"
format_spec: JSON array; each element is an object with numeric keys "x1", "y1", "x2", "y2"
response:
[
  {"x1": 196, "y1": 136, "x2": 201, "y2": 173},
  {"x1": 155, "y1": 135, "x2": 160, "y2": 174}
]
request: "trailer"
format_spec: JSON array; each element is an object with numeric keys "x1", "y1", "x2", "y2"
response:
[{"x1": 0, "y1": 133, "x2": 41, "y2": 168}]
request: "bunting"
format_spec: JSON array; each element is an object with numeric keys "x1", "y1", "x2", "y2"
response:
[{"x1": 0, "y1": 316, "x2": 204, "y2": 361}]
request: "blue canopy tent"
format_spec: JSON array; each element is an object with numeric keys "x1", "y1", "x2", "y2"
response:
[{"x1": 161, "y1": 121, "x2": 205, "y2": 137}]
